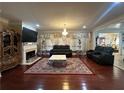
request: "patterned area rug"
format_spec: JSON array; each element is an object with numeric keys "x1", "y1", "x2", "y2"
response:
[{"x1": 24, "y1": 58, "x2": 93, "y2": 75}]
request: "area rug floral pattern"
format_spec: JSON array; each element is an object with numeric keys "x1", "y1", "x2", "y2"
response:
[{"x1": 24, "y1": 58, "x2": 93, "y2": 75}]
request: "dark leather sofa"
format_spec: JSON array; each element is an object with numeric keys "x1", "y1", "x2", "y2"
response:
[
  {"x1": 50, "y1": 45, "x2": 72, "y2": 57},
  {"x1": 86, "y1": 46, "x2": 114, "y2": 65}
]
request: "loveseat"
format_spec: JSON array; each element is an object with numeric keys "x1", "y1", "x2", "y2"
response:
[
  {"x1": 50, "y1": 45, "x2": 72, "y2": 57},
  {"x1": 86, "y1": 46, "x2": 114, "y2": 65}
]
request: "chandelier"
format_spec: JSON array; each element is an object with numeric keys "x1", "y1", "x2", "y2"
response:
[{"x1": 62, "y1": 24, "x2": 68, "y2": 36}]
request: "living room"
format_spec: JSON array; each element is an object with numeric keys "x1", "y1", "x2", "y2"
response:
[{"x1": 0, "y1": 2, "x2": 124, "y2": 90}]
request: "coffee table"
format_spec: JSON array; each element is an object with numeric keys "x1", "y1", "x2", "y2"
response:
[{"x1": 48, "y1": 55, "x2": 67, "y2": 67}]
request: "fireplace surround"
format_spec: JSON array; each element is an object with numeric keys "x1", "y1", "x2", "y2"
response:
[{"x1": 22, "y1": 43, "x2": 41, "y2": 65}]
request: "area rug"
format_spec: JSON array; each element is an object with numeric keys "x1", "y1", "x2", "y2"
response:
[{"x1": 24, "y1": 58, "x2": 93, "y2": 75}]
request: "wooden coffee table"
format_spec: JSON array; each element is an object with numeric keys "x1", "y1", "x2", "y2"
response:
[{"x1": 48, "y1": 55, "x2": 67, "y2": 67}]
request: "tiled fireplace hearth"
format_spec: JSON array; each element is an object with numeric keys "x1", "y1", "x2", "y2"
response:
[{"x1": 22, "y1": 43, "x2": 41, "y2": 65}]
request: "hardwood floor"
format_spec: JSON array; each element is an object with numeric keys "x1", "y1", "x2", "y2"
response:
[{"x1": 1, "y1": 56, "x2": 124, "y2": 90}]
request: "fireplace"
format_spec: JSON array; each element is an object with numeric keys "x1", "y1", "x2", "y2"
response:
[
  {"x1": 26, "y1": 50, "x2": 35, "y2": 60},
  {"x1": 22, "y1": 43, "x2": 41, "y2": 65}
]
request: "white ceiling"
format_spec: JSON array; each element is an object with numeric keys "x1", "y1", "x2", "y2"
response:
[{"x1": 0, "y1": 2, "x2": 124, "y2": 31}]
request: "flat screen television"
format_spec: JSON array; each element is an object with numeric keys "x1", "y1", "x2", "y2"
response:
[{"x1": 22, "y1": 27, "x2": 38, "y2": 42}]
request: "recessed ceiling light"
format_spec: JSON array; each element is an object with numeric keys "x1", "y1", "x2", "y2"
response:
[
  {"x1": 36, "y1": 24, "x2": 40, "y2": 27},
  {"x1": 83, "y1": 25, "x2": 86, "y2": 29},
  {"x1": 115, "y1": 23, "x2": 121, "y2": 28}
]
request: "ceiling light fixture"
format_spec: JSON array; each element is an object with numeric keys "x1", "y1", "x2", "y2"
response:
[
  {"x1": 62, "y1": 24, "x2": 68, "y2": 36},
  {"x1": 83, "y1": 25, "x2": 86, "y2": 29},
  {"x1": 115, "y1": 23, "x2": 121, "y2": 28},
  {"x1": 36, "y1": 24, "x2": 40, "y2": 27}
]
